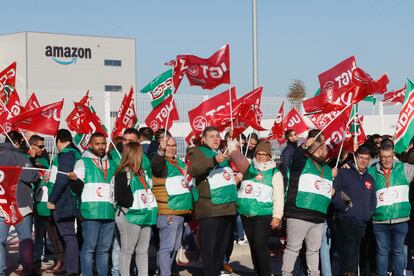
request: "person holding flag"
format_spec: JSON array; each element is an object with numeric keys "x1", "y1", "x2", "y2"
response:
[
  {"x1": 150, "y1": 134, "x2": 196, "y2": 276},
  {"x1": 47, "y1": 129, "x2": 82, "y2": 276},
  {"x1": 227, "y1": 140, "x2": 284, "y2": 276},
  {"x1": 368, "y1": 140, "x2": 414, "y2": 276},
  {"x1": 188, "y1": 126, "x2": 237, "y2": 276},
  {"x1": 282, "y1": 130, "x2": 333, "y2": 276},
  {"x1": 67, "y1": 132, "x2": 117, "y2": 276},
  {"x1": 0, "y1": 131, "x2": 39, "y2": 276}
]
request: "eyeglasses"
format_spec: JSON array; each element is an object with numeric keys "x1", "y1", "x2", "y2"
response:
[
  {"x1": 256, "y1": 153, "x2": 270, "y2": 157},
  {"x1": 33, "y1": 144, "x2": 45, "y2": 149}
]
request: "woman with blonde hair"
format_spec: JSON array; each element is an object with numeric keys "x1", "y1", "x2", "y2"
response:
[{"x1": 113, "y1": 142, "x2": 157, "y2": 276}]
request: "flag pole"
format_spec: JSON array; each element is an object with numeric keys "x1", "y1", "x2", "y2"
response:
[
  {"x1": 335, "y1": 104, "x2": 356, "y2": 168},
  {"x1": 22, "y1": 166, "x2": 69, "y2": 176},
  {"x1": 163, "y1": 86, "x2": 177, "y2": 140},
  {"x1": 245, "y1": 132, "x2": 252, "y2": 156},
  {"x1": 18, "y1": 129, "x2": 32, "y2": 149},
  {"x1": 0, "y1": 125, "x2": 17, "y2": 148},
  {"x1": 335, "y1": 130, "x2": 347, "y2": 168},
  {"x1": 0, "y1": 99, "x2": 32, "y2": 149}
]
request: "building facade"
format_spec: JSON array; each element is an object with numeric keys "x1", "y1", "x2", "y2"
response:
[{"x1": 0, "y1": 31, "x2": 136, "y2": 129}]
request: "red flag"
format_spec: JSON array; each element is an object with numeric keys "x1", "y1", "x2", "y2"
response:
[
  {"x1": 66, "y1": 91, "x2": 91, "y2": 132},
  {"x1": 0, "y1": 108, "x2": 11, "y2": 134},
  {"x1": 227, "y1": 87, "x2": 266, "y2": 137},
  {"x1": 172, "y1": 44, "x2": 230, "y2": 91},
  {"x1": 72, "y1": 102, "x2": 108, "y2": 136},
  {"x1": 309, "y1": 110, "x2": 345, "y2": 130},
  {"x1": 112, "y1": 87, "x2": 138, "y2": 138},
  {"x1": 350, "y1": 68, "x2": 389, "y2": 103},
  {"x1": 0, "y1": 62, "x2": 17, "y2": 103},
  {"x1": 322, "y1": 105, "x2": 353, "y2": 157},
  {"x1": 145, "y1": 99, "x2": 179, "y2": 132},
  {"x1": 24, "y1": 92, "x2": 41, "y2": 111},
  {"x1": 10, "y1": 100, "x2": 64, "y2": 136},
  {"x1": 6, "y1": 90, "x2": 23, "y2": 117},
  {"x1": 277, "y1": 108, "x2": 308, "y2": 144},
  {"x1": 0, "y1": 90, "x2": 23, "y2": 133},
  {"x1": 185, "y1": 130, "x2": 196, "y2": 146},
  {"x1": 383, "y1": 86, "x2": 406, "y2": 104},
  {"x1": 0, "y1": 166, "x2": 23, "y2": 225},
  {"x1": 305, "y1": 57, "x2": 388, "y2": 114},
  {"x1": 188, "y1": 87, "x2": 237, "y2": 135},
  {"x1": 266, "y1": 101, "x2": 284, "y2": 140},
  {"x1": 304, "y1": 69, "x2": 389, "y2": 114},
  {"x1": 319, "y1": 56, "x2": 357, "y2": 96}
]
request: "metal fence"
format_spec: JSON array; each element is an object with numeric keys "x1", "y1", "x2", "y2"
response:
[{"x1": 1, "y1": 91, "x2": 402, "y2": 159}]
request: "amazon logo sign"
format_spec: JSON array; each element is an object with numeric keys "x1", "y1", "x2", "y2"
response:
[{"x1": 45, "y1": 45, "x2": 92, "y2": 65}]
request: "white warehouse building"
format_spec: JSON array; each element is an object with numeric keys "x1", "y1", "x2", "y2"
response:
[{"x1": 0, "y1": 31, "x2": 136, "y2": 129}]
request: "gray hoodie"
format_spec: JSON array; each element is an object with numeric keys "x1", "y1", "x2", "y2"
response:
[{"x1": 0, "y1": 142, "x2": 39, "y2": 216}]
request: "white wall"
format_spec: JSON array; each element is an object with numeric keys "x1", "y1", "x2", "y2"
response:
[{"x1": 0, "y1": 32, "x2": 136, "y2": 130}]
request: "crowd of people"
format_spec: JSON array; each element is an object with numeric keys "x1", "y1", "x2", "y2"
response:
[{"x1": 1, "y1": 125, "x2": 414, "y2": 276}]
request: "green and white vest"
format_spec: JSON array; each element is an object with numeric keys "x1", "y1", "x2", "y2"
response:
[
  {"x1": 295, "y1": 158, "x2": 333, "y2": 214},
  {"x1": 237, "y1": 163, "x2": 277, "y2": 216},
  {"x1": 36, "y1": 147, "x2": 81, "y2": 217},
  {"x1": 111, "y1": 149, "x2": 153, "y2": 187},
  {"x1": 165, "y1": 159, "x2": 198, "y2": 210},
  {"x1": 199, "y1": 147, "x2": 237, "y2": 204},
  {"x1": 125, "y1": 170, "x2": 158, "y2": 225},
  {"x1": 80, "y1": 157, "x2": 117, "y2": 220},
  {"x1": 368, "y1": 162, "x2": 410, "y2": 221}
]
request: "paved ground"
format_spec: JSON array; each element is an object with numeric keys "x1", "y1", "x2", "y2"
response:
[{"x1": 5, "y1": 228, "x2": 414, "y2": 275}]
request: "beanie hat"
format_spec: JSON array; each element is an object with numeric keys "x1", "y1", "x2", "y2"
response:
[{"x1": 254, "y1": 141, "x2": 272, "y2": 156}]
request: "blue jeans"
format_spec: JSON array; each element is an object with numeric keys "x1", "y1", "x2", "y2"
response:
[
  {"x1": 0, "y1": 215, "x2": 34, "y2": 276},
  {"x1": 80, "y1": 220, "x2": 115, "y2": 276},
  {"x1": 234, "y1": 214, "x2": 245, "y2": 241},
  {"x1": 156, "y1": 215, "x2": 184, "y2": 276},
  {"x1": 55, "y1": 216, "x2": 79, "y2": 273},
  {"x1": 320, "y1": 221, "x2": 332, "y2": 276},
  {"x1": 373, "y1": 222, "x2": 408, "y2": 276}
]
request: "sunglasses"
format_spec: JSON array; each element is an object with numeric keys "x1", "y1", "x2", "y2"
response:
[{"x1": 34, "y1": 144, "x2": 45, "y2": 149}]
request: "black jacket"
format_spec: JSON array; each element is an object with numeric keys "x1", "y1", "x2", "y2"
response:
[
  {"x1": 48, "y1": 143, "x2": 80, "y2": 221},
  {"x1": 284, "y1": 146, "x2": 328, "y2": 224},
  {"x1": 280, "y1": 141, "x2": 298, "y2": 188},
  {"x1": 0, "y1": 143, "x2": 39, "y2": 216}
]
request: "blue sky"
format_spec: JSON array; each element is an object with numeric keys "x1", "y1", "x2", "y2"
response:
[{"x1": 2, "y1": 0, "x2": 413, "y2": 97}]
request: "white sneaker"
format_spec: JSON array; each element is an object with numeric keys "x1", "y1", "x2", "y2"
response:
[{"x1": 237, "y1": 239, "x2": 249, "y2": 245}]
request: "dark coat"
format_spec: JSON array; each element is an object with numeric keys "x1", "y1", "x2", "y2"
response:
[
  {"x1": 48, "y1": 143, "x2": 80, "y2": 221},
  {"x1": 332, "y1": 164, "x2": 377, "y2": 224},
  {"x1": 0, "y1": 143, "x2": 39, "y2": 216},
  {"x1": 188, "y1": 146, "x2": 236, "y2": 220},
  {"x1": 284, "y1": 146, "x2": 328, "y2": 224},
  {"x1": 280, "y1": 141, "x2": 298, "y2": 188}
]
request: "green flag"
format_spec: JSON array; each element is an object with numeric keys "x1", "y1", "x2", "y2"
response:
[
  {"x1": 140, "y1": 69, "x2": 173, "y2": 108},
  {"x1": 394, "y1": 79, "x2": 414, "y2": 154},
  {"x1": 363, "y1": 95, "x2": 376, "y2": 105}
]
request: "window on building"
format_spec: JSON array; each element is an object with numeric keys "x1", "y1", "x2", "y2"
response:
[
  {"x1": 110, "y1": 111, "x2": 118, "y2": 118},
  {"x1": 104, "y1": 59, "x2": 122, "y2": 66},
  {"x1": 105, "y1": 85, "x2": 122, "y2": 92}
]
